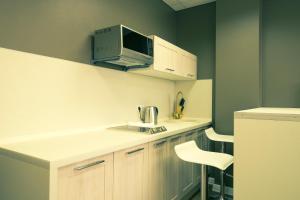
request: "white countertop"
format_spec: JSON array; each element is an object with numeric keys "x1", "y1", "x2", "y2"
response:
[
  {"x1": 0, "y1": 118, "x2": 211, "y2": 168},
  {"x1": 235, "y1": 107, "x2": 300, "y2": 121}
]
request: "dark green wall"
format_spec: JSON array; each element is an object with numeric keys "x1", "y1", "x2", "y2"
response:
[
  {"x1": 262, "y1": 0, "x2": 300, "y2": 108},
  {"x1": 214, "y1": 0, "x2": 262, "y2": 187},
  {"x1": 215, "y1": 0, "x2": 262, "y2": 133},
  {"x1": 176, "y1": 2, "x2": 216, "y2": 80},
  {"x1": 1, "y1": 0, "x2": 298, "y2": 124},
  {"x1": 0, "y1": 0, "x2": 176, "y2": 64}
]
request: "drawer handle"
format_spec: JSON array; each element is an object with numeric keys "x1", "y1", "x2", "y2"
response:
[
  {"x1": 171, "y1": 136, "x2": 181, "y2": 142},
  {"x1": 187, "y1": 74, "x2": 194, "y2": 77},
  {"x1": 127, "y1": 148, "x2": 144, "y2": 155},
  {"x1": 154, "y1": 140, "x2": 167, "y2": 147},
  {"x1": 74, "y1": 160, "x2": 105, "y2": 171},
  {"x1": 186, "y1": 132, "x2": 194, "y2": 137},
  {"x1": 165, "y1": 68, "x2": 175, "y2": 72}
]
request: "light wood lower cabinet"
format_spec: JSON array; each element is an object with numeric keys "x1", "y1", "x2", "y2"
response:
[
  {"x1": 154, "y1": 37, "x2": 177, "y2": 74},
  {"x1": 57, "y1": 153, "x2": 113, "y2": 200},
  {"x1": 113, "y1": 144, "x2": 149, "y2": 200},
  {"x1": 2, "y1": 128, "x2": 209, "y2": 200},
  {"x1": 166, "y1": 135, "x2": 182, "y2": 200},
  {"x1": 180, "y1": 131, "x2": 195, "y2": 194},
  {"x1": 56, "y1": 129, "x2": 205, "y2": 200},
  {"x1": 193, "y1": 130, "x2": 204, "y2": 186},
  {"x1": 149, "y1": 139, "x2": 168, "y2": 200}
]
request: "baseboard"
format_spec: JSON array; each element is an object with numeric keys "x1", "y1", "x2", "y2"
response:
[
  {"x1": 181, "y1": 185, "x2": 200, "y2": 200},
  {"x1": 181, "y1": 177, "x2": 234, "y2": 199}
]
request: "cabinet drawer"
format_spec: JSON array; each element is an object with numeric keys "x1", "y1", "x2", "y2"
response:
[{"x1": 57, "y1": 154, "x2": 113, "y2": 200}]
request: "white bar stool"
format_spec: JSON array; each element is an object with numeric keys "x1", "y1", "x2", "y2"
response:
[
  {"x1": 205, "y1": 128, "x2": 234, "y2": 152},
  {"x1": 205, "y1": 128, "x2": 234, "y2": 200},
  {"x1": 175, "y1": 141, "x2": 233, "y2": 200}
]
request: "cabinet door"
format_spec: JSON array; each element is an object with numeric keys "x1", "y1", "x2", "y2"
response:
[
  {"x1": 166, "y1": 135, "x2": 182, "y2": 200},
  {"x1": 114, "y1": 144, "x2": 149, "y2": 200},
  {"x1": 58, "y1": 154, "x2": 113, "y2": 200},
  {"x1": 149, "y1": 139, "x2": 168, "y2": 200},
  {"x1": 193, "y1": 130, "x2": 204, "y2": 185},
  {"x1": 186, "y1": 55, "x2": 197, "y2": 80},
  {"x1": 180, "y1": 132, "x2": 195, "y2": 195},
  {"x1": 176, "y1": 51, "x2": 187, "y2": 76},
  {"x1": 175, "y1": 49, "x2": 197, "y2": 80},
  {"x1": 154, "y1": 37, "x2": 177, "y2": 74},
  {"x1": 182, "y1": 53, "x2": 197, "y2": 80}
]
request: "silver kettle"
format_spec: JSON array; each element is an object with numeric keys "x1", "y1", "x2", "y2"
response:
[{"x1": 138, "y1": 106, "x2": 159, "y2": 125}]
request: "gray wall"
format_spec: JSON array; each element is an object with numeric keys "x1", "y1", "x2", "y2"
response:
[
  {"x1": 215, "y1": 0, "x2": 262, "y2": 133},
  {"x1": 0, "y1": 0, "x2": 176, "y2": 64},
  {"x1": 262, "y1": 0, "x2": 300, "y2": 108},
  {"x1": 214, "y1": 0, "x2": 262, "y2": 187},
  {"x1": 176, "y1": 2, "x2": 216, "y2": 80}
]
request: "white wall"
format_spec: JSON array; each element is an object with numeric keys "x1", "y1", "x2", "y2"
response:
[{"x1": 0, "y1": 48, "x2": 175, "y2": 140}]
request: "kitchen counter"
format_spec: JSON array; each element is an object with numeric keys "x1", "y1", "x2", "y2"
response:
[
  {"x1": 235, "y1": 107, "x2": 300, "y2": 121},
  {"x1": 0, "y1": 118, "x2": 211, "y2": 168}
]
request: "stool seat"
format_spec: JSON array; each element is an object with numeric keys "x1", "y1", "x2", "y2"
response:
[
  {"x1": 175, "y1": 141, "x2": 233, "y2": 171},
  {"x1": 205, "y1": 128, "x2": 234, "y2": 143}
]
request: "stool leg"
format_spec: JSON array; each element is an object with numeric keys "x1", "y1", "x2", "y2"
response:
[
  {"x1": 201, "y1": 165, "x2": 207, "y2": 200},
  {"x1": 221, "y1": 142, "x2": 225, "y2": 153},
  {"x1": 220, "y1": 142, "x2": 225, "y2": 200},
  {"x1": 219, "y1": 170, "x2": 225, "y2": 200}
]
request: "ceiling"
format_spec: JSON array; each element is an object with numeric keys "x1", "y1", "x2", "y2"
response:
[{"x1": 163, "y1": 0, "x2": 216, "y2": 11}]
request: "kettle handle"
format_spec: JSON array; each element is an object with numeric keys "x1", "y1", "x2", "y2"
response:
[{"x1": 138, "y1": 106, "x2": 143, "y2": 121}]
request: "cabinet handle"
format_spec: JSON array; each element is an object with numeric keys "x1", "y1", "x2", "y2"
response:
[
  {"x1": 165, "y1": 68, "x2": 175, "y2": 72},
  {"x1": 187, "y1": 74, "x2": 194, "y2": 77},
  {"x1": 171, "y1": 136, "x2": 181, "y2": 142},
  {"x1": 127, "y1": 148, "x2": 144, "y2": 155},
  {"x1": 154, "y1": 140, "x2": 167, "y2": 147},
  {"x1": 74, "y1": 160, "x2": 105, "y2": 171},
  {"x1": 186, "y1": 132, "x2": 194, "y2": 137}
]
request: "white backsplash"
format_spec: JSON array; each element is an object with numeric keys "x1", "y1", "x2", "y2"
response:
[
  {"x1": 0, "y1": 48, "x2": 212, "y2": 142},
  {"x1": 0, "y1": 48, "x2": 175, "y2": 140},
  {"x1": 175, "y1": 80, "x2": 212, "y2": 119}
]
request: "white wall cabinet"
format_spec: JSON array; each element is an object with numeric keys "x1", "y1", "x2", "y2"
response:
[
  {"x1": 148, "y1": 139, "x2": 168, "y2": 200},
  {"x1": 154, "y1": 38, "x2": 178, "y2": 74},
  {"x1": 131, "y1": 36, "x2": 197, "y2": 81},
  {"x1": 113, "y1": 144, "x2": 149, "y2": 200},
  {"x1": 177, "y1": 50, "x2": 197, "y2": 79},
  {"x1": 57, "y1": 153, "x2": 113, "y2": 200}
]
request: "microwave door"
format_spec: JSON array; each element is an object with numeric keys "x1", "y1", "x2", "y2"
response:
[{"x1": 122, "y1": 26, "x2": 152, "y2": 56}]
